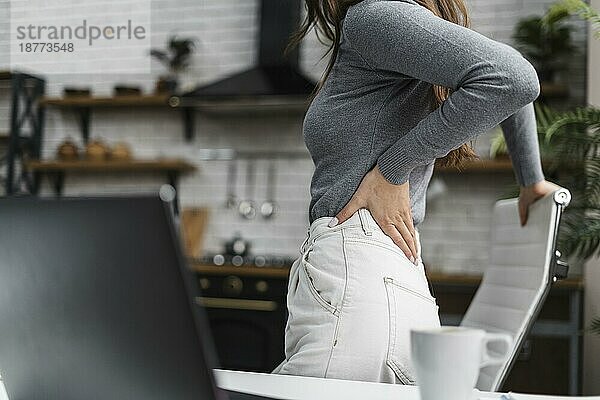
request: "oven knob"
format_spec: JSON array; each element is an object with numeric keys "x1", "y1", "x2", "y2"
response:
[
  {"x1": 254, "y1": 255, "x2": 267, "y2": 267},
  {"x1": 213, "y1": 254, "x2": 225, "y2": 266},
  {"x1": 199, "y1": 278, "x2": 211, "y2": 290},
  {"x1": 223, "y1": 276, "x2": 243, "y2": 296},
  {"x1": 255, "y1": 280, "x2": 269, "y2": 293},
  {"x1": 273, "y1": 256, "x2": 285, "y2": 267},
  {"x1": 232, "y1": 255, "x2": 244, "y2": 267}
]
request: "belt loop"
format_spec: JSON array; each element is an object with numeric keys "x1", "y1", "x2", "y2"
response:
[
  {"x1": 299, "y1": 228, "x2": 310, "y2": 254},
  {"x1": 358, "y1": 208, "x2": 373, "y2": 236}
]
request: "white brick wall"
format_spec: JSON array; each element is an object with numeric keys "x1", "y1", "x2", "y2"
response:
[{"x1": 0, "y1": 0, "x2": 588, "y2": 273}]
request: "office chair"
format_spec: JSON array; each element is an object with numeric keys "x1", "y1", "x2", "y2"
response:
[{"x1": 459, "y1": 188, "x2": 571, "y2": 392}]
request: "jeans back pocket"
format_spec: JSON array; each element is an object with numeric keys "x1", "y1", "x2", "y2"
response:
[{"x1": 384, "y1": 277, "x2": 441, "y2": 385}]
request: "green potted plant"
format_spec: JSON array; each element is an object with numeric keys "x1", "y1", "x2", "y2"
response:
[
  {"x1": 534, "y1": 104, "x2": 600, "y2": 260},
  {"x1": 593, "y1": 318, "x2": 600, "y2": 335},
  {"x1": 150, "y1": 35, "x2": 196, "y2": 94},
  {"x1": 497, "y1": 0, "x2": 600, "y2": 337},
  {"x1": 512, "y1": 8, "x2": 576, "y2": 97},
  {"x1": 544, "y1": 0, "x2": 600, "y2": 39}
]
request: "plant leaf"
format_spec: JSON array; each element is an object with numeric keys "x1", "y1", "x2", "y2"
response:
[{"x1": 591, "y1": 318, "x2": 600, "y2": 335}]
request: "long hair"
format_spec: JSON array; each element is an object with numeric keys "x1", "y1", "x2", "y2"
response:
[{"x1": 288, "y1": 0, "x2": 478, "y2": 168}]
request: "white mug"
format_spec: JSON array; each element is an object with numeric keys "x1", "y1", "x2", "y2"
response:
[{"x1": 410, "y1": 326, "x2": 512, "y2": 400}]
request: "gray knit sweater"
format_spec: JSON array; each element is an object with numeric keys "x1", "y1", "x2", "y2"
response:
[{"x1": 303, "y1": 0, "x2": 545, "y2": 225}]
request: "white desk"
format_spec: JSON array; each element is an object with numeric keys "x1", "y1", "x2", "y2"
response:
[
  {"x1": 214, "y1": 369, "x2": 504, "y2": 400},
  {"x1": 1, "y1": 371, "x2": 598, "y2": 400},
  {"x1": 214, "y1": 370, "x2": 600, "y2": 400}
]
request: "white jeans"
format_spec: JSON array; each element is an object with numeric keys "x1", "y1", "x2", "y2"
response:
[{"x1": 272, "y1": 208, "x2": 441, "y2": 384}]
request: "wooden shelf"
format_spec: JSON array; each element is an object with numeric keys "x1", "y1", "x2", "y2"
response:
[
  {"x1": 434, "y1": 158, "x2": 514, "y2": 173},
  {"x1": 190, "y1": 263, "x2": 291, "y2": 279},
  {"x1": 540, "y1": 82, "x2": 569, "y2": 99},
  {"x1": 40, "y1": 94, "x2": 172, "y2": 108},
  {"x1": 41, "y1": 94, "x2": 310, "y2": 112},
  {"x1": 190, "y1": 263, "x2": 584, "y2": 289},
  {"x1": 0, "y1": 70, "x2": 45, "y2": 81},
  {"x1": 40, "y1": 94, "x2": 193, "y2": 142},
  {"x1": 173, "y1": 95, "x2": 309, "y2": 114},
  {"x1": 40, "y1": 94, "x2": 310, "y2": 142},
  {"x1": 435, "y1": 158, "x2": 581, "y2": 174},
  {"x1": 189, "y1": 263, "x2": 584, "y2": 290},
  {"x1": 25, "y1": 159, "x2": 196, "y2": 212},
  {"x1": 25, "y1": 158, "x2": 196, "y2": 173}
]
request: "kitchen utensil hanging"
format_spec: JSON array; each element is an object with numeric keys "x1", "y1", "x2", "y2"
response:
[
  {"x1": 260, "y1": 160, "x2": 278, "y2": 219},
  {"x1": 225, "y1": 159, "x2": 238, "y2": 209},
  {"x1": 238, "y1": 159, "x2": 257, "y2": 220}
]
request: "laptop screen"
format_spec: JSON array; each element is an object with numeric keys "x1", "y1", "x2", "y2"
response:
[{"x1": 0, "y1": 196, "x2": 224, "y2": 400}]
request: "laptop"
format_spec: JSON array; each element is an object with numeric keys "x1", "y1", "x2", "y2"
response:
[{"x1": 0, "y1": 194, "x2": 274, "y2": 400}]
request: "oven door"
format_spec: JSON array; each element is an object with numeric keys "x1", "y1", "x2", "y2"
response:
[{"x1": 195, "y1": 274, "x2": 288, "y2": 373}]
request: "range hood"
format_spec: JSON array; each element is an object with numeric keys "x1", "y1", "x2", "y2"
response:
[{"x1": 181, "y1": 0, "x2": 316, "y2": 106}]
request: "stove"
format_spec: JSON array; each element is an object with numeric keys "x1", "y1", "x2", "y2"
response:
[
  {"x1": 196, "y1": 253, "x2": 296, "y2": 268},
  {"x1": 191, "y1": 253, "x2": 294, "y2": 373}
]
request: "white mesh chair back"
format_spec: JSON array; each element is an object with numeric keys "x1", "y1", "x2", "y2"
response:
[{"x1": 460, "y1": 188, "x2": 571, "y2": 391}]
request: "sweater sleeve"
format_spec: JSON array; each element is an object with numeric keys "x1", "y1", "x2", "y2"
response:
[
  {"x1": 343, "y1": 0, "x2": 543, "y2": 185},
  {"x1": 500, "y1": 103, "x2": 545, "y2": 186}
]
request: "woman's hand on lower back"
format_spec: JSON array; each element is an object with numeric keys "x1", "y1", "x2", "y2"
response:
[
  {"x1": 329, "y1": 165, "x2": 418, "y2": 265},
  {"x1": 518, "y1": 180, "x2": 561, "y2": 226}
]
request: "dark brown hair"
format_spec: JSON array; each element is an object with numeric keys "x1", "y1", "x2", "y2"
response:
[{"x1": 288, "y1": 0, "x2": 478, "y2": 168}]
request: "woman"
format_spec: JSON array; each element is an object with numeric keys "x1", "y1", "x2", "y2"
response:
[{"x1": 272, "y1": 0, "x2": 558, "y2": 384}]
